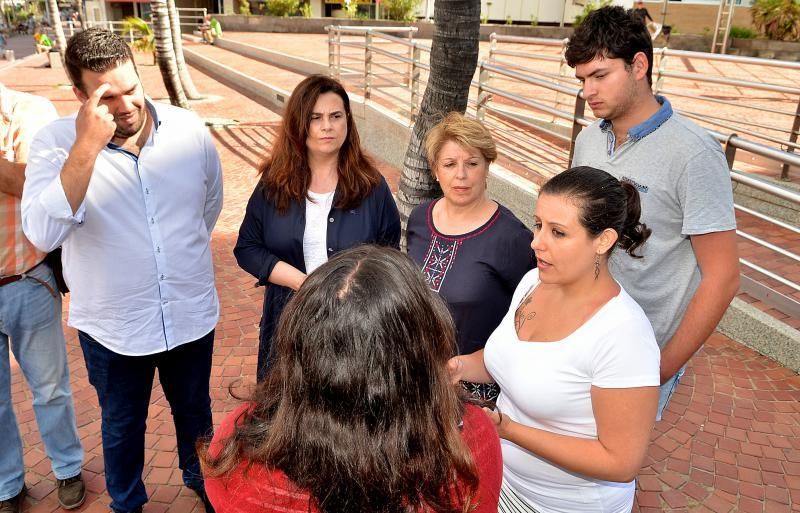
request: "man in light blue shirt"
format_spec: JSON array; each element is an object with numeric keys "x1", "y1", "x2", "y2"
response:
[
  {"x1": 22, "y1": 28, "x2": 222, "y2": 513},
  {"x1": 566, "y1": 7, "x2": 739, "y2": 421}
]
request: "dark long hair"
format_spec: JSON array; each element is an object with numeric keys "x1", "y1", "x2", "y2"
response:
[
  {"x1": 260, "y1": 74, "x2": 380, "y2": 213},
  {"x1": 540, "y1": 166, "x2": 651, "y2": 257},
  {"x1": 201, "y1": 246, "x2": 479, "y2": 513}
]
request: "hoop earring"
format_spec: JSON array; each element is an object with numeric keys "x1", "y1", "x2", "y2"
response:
[{"x1": 594, "y1": 254, "x2": 601, "y2": 281}]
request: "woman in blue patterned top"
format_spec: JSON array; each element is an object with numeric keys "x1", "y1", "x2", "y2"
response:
[{"x1": 407, "y1": 113, "x2": 534, "y2": 401}]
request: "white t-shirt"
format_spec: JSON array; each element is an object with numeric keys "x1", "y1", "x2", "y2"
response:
[
  {"x1": 484, "y1": 269, "x2": 660, "y2": 513},
  {"x1": 303, "y1": 189, "x2": 335, "y2": 274}
]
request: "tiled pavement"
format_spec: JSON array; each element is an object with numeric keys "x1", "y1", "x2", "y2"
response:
[{"x1": 2, "y1": 44, "x2": 799, "y2": 513}]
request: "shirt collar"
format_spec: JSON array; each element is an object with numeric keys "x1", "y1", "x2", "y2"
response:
[
  {"x1": 600, "y1": 95, "x2": 672, "y2": 142},
  {"x1": 106, "y1": 98, "x2": 161, "y2": 152}
]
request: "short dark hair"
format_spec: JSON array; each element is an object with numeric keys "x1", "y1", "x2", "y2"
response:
[
  {"x1": 65, "y1": 28, "x2": 136, "y2": 92},
  {"x1": 565, "y1": 6, "x2": 654, "y2": 86},
  {"x1": 201, "y1": 245, "x2": 479, "y2": 513},
  {"x1": 540, "y1": 166, "x2": 651, "y2": 257}
]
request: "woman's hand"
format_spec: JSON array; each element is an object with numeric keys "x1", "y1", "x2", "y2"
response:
[
  {"x1": 483, "y1": 407, "x2": 509, "y2": 438},
  {"x1": 446, "y1": 356, "x2": 463, "y2": 385}
]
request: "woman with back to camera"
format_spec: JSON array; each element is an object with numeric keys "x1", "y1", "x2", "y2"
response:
[
  {"x1": 452, "y1": 167, "x2": 661, "y2": 513},
  {"x1": 234, "y1": 75, "x2": 400, "y2": 380},
  {"x1": 407, "y1": 112, "x2": 534, "y2": 402},
  {"x1": 201, "y1": 245, "x2": 503, "y2": 513}
]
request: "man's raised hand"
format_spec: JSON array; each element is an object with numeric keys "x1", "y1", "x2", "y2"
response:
[{"x1": 75, "y1": 83, "x2": 115, "y2": 154}]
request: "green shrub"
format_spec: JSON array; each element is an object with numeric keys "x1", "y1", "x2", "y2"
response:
[
  {"x1": 480, "y1": 12, "x2": 489, "y2": 24},
  {"x1": 382, "y1": 0, "x2": 420, "y2": 21},
  {"x1": 343, "y1": 0, "x2": 358, "y2": 18},
  {"x1": 300, "y1": 2, "x2": 312, "y2": 17},
  {"x1": 266, "y1": 0, "x2": 299, "y2": 16},
  {"x1": 239, "y1": 0, "x2": 251, "y2": 15},
  {"x1": 751, "y1": 0, "x2": 800, "y2": 41},
  {"x1": 505, "y1": 15, "x2": 513, "y2": 25},
  {"x1": 729, "y1": 25, "x2": 756, "y2": 38},
  {"x1": 573, "y1": 0, "x2": 612, "y2": 26},
  {"x1": 530, "y1": 15, "x2": 538, "y2": 27}
]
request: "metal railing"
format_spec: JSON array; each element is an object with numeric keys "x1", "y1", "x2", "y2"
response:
[
  {"x1": 82, "y1": 8, "x2": 207, "y2": 42},
  {"x1": 327, "y1": 26, "x2": 800, "y2": 319}
]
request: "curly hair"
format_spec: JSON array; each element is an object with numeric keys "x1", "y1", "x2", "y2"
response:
[{"x1": 565, "y1": 6, "x2": 654, "y2": 86}]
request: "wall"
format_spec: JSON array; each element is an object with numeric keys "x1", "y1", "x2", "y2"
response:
[{"x1": 641, "y1": 1, "x2": 754, "y2": 33}]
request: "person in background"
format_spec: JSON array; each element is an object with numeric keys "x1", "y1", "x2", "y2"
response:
[
  {"x1": 0, "y1": 85, "x2": 85, "y2": 513},
  {"x1": 234, "y1": 74, "x2": 400, "y2": 381},
  {"x1": 34, "y1": 32, "x2": 53, "y2": 54},
  {"x1": 453, "y1": 167, "x2": 660, "y2": 513},
  {"x1": 567, "y1": 6, "x2": 738, "y2": 420},
  {"x1": 407, "y1": 112, "x2": 533, "y2": 402},
  {"x1": 202, "y1": 245, "x2": 503, "y2": 513}
]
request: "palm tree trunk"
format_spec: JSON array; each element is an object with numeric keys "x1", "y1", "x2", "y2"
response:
[
  {"x1": 47, "y1": 0, "x2": 67, "y2": 55},
  {"x1": 396, "y1": 0, "x2": 481, "y2": 238},
  {"x1": 151, "y1": 0, "x2": 191, "y2": 109},
  {"x1": 167, "y1": 0, "x2": 202, "y2": 99}
]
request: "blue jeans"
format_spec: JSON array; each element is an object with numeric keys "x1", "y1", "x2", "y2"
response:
[
  {"x1": 0, "y1": 264, "x2": 83, "y2": 501},
  {"x1": 657, "y1": 366, "x2": 686, "y2": 421},
  {"x1": 79, "y1": 330, "x2": 214, "y2": 513}
]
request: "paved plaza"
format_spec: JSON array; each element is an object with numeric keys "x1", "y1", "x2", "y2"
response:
[{"x1": 2, "y1": 34, "x2": 799, "y2": 513}]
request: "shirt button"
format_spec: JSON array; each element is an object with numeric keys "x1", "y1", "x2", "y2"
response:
[
  {"x1": 145, "y1": 188, "x2": 150, "y2": 195},
  {"x1": 150, "y1": 218, "x2": 155, "y2": 225},
  {"x1": 162, "y1": 300, "x2": 168, "y2": 305},
  {"x1": 329, "y1": 217, "x2": 334, "y2": 223},
  {"x1": 327, "y1": 247, "x2": 333, "y2": 252},
  {"x1": 156, "y1": 246, "x2": 161, "y2": 253},
  {"x1": 160, "y1": 274, "x2": 165, "y2": 280}
]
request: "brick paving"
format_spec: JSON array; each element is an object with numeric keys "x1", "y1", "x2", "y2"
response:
[{"x1": 2, "y1": 43, "x2": 799, "y2": 513}]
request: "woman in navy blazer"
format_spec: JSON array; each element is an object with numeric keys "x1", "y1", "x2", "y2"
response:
[{"x1": 234, "y1": 75, "x2": 401, "y2": 381}]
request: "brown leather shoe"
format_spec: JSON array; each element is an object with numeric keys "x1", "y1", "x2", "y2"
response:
[
  {"x1": 0, "y1": 485, "x2": 27, "y2": 513},
  {"x1": 56, "y1": 474, "x2": 86, "y2": 510}
]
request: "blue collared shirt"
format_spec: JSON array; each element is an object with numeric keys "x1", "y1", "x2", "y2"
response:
[
  {"x1": 600, "y1": 95, "x2": 673, "y2": 157},
  {"x1": 22, "y1": 100, "x2": 223, "y2": 355}
]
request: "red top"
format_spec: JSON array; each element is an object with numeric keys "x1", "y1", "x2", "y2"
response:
[{"x1": 205, "y1": 403, "x2": 502, "y2": 513}]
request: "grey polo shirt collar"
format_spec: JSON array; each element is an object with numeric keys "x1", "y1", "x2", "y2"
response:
[{"x1": 599, "y1": 95, "x2": 673, "y2": 156}]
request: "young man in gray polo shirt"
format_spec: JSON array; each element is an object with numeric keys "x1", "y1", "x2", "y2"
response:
[{"x1": 566, "y1": 6, "x2": 739, "y2": 419}]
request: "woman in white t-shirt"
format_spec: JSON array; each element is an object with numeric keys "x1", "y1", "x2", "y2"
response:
[{"x1": 451, "y1": 166, "x2": 661, "y2": 513}]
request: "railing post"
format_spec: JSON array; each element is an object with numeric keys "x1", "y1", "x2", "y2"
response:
[
  {"x1": 555, "y1": 37, "x2": 569, "y2": 115},
  {"x1": 782, "y1": 98, "x2": 800, "y2": 181},
  {"x1": 724, "y1": 133, "x2": 738, "y2": 169},
  {"x1": 655, "y1": 48, "x2": 668, "y2": 95},
  {"x1": 410, "y1": 44, "x2": 421, "y2": 124},
  {"x1": 406, "y1": 28, "x2": 414, "y2": 87},
  {"x1": 489, "y1": 32, "x2": 497, "y2": 60},
  {"x1": 67, "y1": 20, "x2": 74, "y2": 37},
  {"x1": 129, "y1": 28, "x2": 135, "y2": 43},
  {"x1": 336, "y1": 29, "x2": 342, "y2": 81},
  {"x1": 327, "y1": 26, "x2": 336, "y2": 78},
  {"x1": 365, "y1": 31, "x2": 373, "y2": 101},
  {"x1": 476, "y1": 62, "x2": 489, "y2": 122},
  {"x1": 568, "y1": 89, "x2": 586, "y2": 165}
]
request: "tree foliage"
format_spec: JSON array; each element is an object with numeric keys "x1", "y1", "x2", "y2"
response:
[
  {"x1": 267, "y1": 0, "x2": 299, "y2": 16},
  {"x1": 382, "y1": 0, "x2": 421, "y2": 21},
  {"x1": 751, "y1": 0, "x2": 800, "y2": 41},
  {"x1": 573, "y1": 0, "x2": 612, "y2": 26},
  {"x1": 122, "y1": 16, "x2": 155, "y2": 57}
]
